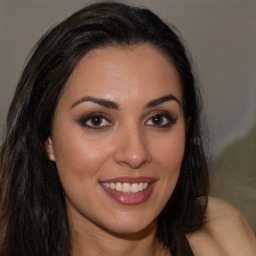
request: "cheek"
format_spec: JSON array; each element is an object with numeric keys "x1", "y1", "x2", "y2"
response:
[
  {"x1": 153, "y1": 131, "x2": 185, "y2": 172},
  {"x1": 149, "y1": 131, "x2": 185, "y2": 214},
  {"x1": 52, "y1": 131, "x2": 111, "y2": 179},
  {"x1": 52, "y1": 134, "x2": 113, "y2": 210}
]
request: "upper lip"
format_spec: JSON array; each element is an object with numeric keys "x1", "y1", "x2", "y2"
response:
[{"x1": 99, "y1": 176, "x2": 157, "y2": 184}]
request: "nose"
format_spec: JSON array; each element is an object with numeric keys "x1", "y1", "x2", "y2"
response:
[{"x1": 113, "y1": 126, "x2": 152, "y2": 169}]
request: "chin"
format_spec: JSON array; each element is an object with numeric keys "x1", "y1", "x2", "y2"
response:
[{"x1": 99, "y1": 215, "x2": 158, "y2": 238}]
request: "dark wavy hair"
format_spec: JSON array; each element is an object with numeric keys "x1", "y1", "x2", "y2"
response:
[{"x1": 0, "y1": 1, "x2": 209, "y2": 256}]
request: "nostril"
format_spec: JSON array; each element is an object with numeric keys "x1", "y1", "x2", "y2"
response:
[
  {"x1": 112, "y1": 128, "x2": 152, "y2": 168},
  {"x1": 118, "y1": 158, "x2": 149, "y2": 169},
  {"x1": 113, "y1": 144, "x2": 152, "y2": 169}
]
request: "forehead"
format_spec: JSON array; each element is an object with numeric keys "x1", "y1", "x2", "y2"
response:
[{"x1": 61, "y1": 44, "x2": 182, "y2": 106}]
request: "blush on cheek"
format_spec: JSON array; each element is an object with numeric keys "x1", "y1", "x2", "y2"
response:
[
  {"x1": 59, "y1": 144, "x2": 109, "y2": 178},
  {"x1": 157, "y1": 140, "x2": 185, "y2": 164}
]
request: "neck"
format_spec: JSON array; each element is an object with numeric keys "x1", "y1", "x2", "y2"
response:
[{"x1": 70, "y1": 218, "x2": 167, "y2": 256}]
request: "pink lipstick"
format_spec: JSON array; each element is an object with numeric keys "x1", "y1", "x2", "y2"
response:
[{"x1": 99, "y1": 176, "x2": 156, "y2": 205}]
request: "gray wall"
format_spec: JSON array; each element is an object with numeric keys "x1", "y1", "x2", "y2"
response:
[{"x1": 0, "y1": 0, "x2": 255, "y2": 229}]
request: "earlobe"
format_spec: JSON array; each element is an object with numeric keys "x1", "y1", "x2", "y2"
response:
[{"x1": 45, "y1": 137, "x2": 56, "y2": 162}]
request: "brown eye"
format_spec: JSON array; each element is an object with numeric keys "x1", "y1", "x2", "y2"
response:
[
  {"x1": 89, "y1": 116, "x2": 104, "y2": 126},
  {"x1": 79, "y1": 113, "x2": 112, "y2": 130},
  {"x1": 151, "y1": 114, "x2": 165, "y2": 125},
  {"x1": 146, "y1": 112, "x2": 177, "y2": 128}
]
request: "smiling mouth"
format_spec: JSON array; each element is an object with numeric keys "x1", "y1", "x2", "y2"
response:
[
  {"x1": 102, "y1": 182, "x2": 149, "y2": 194},
  {"x1": 99, "y1": 177, "x2": 156, "y2": 205}
]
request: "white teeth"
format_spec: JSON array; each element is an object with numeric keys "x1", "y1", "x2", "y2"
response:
[
  {"x1": 115, "y1": 182, "x2": 122, "y2": 192},
  {"x1": 103, "y1": 182, "x2": 149, "y2": 193},
  {"x1": 123, "y1": 183, "x2": 131, "y2": 193},
  {"x1": 131, "y1": 183, "x2": 139, "y2": 193}
]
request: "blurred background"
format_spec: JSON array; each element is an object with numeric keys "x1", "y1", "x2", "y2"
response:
[{"x1": 0, "y1": 0, "x2": 255, "y2": 231}]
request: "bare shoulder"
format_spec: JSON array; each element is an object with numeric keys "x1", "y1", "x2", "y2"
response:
[{"x1": 186, "y1": 197, "x2": 256, "y2": 256}]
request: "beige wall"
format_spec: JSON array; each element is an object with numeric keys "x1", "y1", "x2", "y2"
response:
[{"x1": 0, "y1": 0, "x2": 255, "y2": 229}]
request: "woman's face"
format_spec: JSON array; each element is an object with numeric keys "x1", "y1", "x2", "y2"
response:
[{"x1": 46, "y1": 44, "x2": 185, "y2": 235}]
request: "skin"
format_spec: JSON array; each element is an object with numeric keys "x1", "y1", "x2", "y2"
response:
[
  {"x1": 187, "y1": 197, "x2": 256, "y2": 256},
  {"x1": 45, "y1": 44, "x2": 256, "y2": 256},
  {"x1": 46, "y1": 44, "x2": 185, "y2": 256}
]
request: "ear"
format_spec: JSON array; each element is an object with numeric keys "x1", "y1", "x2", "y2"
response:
[{"x1": 45, "y1": 137, "x2": 56, "y2": 162}]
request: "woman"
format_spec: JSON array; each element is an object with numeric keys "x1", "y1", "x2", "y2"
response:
[{"x1": 0, "y1": 2, "x2": 255, "y2": 256}]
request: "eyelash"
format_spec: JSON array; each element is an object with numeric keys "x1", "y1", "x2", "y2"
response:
[
  {"x1": 145, "y1": 111, "x2": 177, "y2": 128},
  {"x1": 79, "y1": 112, "x2": 112, "y2": 130},
  {"x1": 78, "y1": 111, "x2": 177, "y2": 130}
]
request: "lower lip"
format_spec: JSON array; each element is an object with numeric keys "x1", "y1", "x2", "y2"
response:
[{"x1": 100, "y1": 182, "x2": 156, "y2": 205}]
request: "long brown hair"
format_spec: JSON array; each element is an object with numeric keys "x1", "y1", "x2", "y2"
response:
[{"x1": 0, "y1": 2, "x2": 209, "y2": 255}]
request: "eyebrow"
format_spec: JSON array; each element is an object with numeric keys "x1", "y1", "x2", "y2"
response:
[
  {"x1": 145, "y1": 94, "x2": 181, "y2": 108},
  {"x1": 70, "y1": 94, "x2": 181, "y2": 110},
  {"x1": 70, "y1": 96, "x2": 119, "y2": 109}
]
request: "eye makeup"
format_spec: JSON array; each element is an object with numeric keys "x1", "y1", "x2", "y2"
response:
[
  {"x1": 145, "y1": 111, "x2": 177, "y2": 129},
  {"x1": 77, "y1": 109, "x2": 177, "y2": 132},
  {"x1": 78, "y1": 112, "x2": 113, "y2": 130}
]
